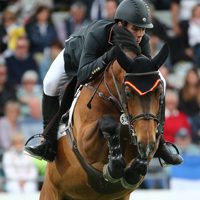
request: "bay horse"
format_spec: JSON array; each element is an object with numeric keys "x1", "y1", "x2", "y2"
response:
[{"x1": 40, "y1": 44, "x2": 169, "y2": 200}]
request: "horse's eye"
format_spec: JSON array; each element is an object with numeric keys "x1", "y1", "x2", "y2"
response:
[
  {"x1": 155, "y1": 86, "x2": 162, "y2": 97},
  {"x1": 125, "y1": 88, "x2": 133, "y2": 99}
]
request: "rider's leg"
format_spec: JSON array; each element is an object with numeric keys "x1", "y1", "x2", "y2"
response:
[
  {"x1": 154, "y1": 72, "x2": 183, "y2": 165},
  {"x1": 24, "y1": 49, "x2": 71, "y2": 161}
]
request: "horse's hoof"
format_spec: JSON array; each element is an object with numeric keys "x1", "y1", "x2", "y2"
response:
[
  {"x1": 120, "y1": 177, "x2": 142, "y2": 189},
  {"x1": 120, "y1": 178, "x2": 136, "y2": 189},
  {"x1": 103, "y1": 163, "x2": 122, "y2": 183},
  {"x1": 131, "y1": 158, "x2": 148, "y2": 176}
]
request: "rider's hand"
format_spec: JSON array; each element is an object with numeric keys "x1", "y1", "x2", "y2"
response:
[{"x1": 112, "y1": 24, "x2": 141, "y2": 55}]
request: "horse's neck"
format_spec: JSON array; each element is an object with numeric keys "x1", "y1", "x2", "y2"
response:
[
  {"x1": 101, "y1": 62, "x2": 125, "y2": 97},
  {"x1": 92, "y1": 49, "x2": 135, "y2": 96}
]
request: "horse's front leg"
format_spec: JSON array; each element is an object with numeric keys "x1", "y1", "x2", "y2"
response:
[
  {"x1": 121, "y1": 157, "x2": 148, "y2": 189},
  {"x1": 99, "y1": 115, "x2": 125, "y2": 183}
]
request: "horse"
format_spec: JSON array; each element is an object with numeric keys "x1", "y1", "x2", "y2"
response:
[{"x1": 40, "y1": 44, "x2": 169, "y2": 200}]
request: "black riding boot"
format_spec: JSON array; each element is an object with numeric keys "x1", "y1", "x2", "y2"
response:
[
  {"x1": 155, "y1": 135, "x2": 183, "y2": 165},
  {"x1": 24, "y1": 93, "x2": 59, "y2": 162}
]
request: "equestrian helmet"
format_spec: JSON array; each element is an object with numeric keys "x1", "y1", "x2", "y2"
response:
[{"x1": 114, "y1": 0, "x2": 153, "y2": 29}]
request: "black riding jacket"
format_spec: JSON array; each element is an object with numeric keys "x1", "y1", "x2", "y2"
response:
[{"x1": 64, "y1": 19, "x2": 151, "y2": 84}]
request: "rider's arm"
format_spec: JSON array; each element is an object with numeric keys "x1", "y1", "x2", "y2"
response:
[
  {"x1": 77, "y1": 30, "x2": 151, "y2": 85},
  {"x1": 77, "y1": 31, "x2": 114, "y2": 84}
]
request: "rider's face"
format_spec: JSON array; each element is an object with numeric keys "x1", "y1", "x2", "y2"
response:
[{"x1": 126, "y1": 23, "x2": 145, "y2": 44}]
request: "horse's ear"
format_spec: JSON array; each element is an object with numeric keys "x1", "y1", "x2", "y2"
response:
[
  {"x1": 115, "y1": 45, "x2": 136, "y2": 72},
  {"x1": 152, "y1": 43, "x2": 169, "y2": 70}
]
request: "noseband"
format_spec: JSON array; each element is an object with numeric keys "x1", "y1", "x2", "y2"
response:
[{"x1": 130, "y1": 113, "x2": 159, "y2": 124}]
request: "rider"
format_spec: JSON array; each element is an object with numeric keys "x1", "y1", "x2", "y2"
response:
[{"x1": 24, "y1": 0, "x2": 183, "y2": 165}]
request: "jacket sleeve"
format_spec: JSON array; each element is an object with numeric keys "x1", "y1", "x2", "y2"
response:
[
  {"x1": 77, "y1": 31, "x2": 114, "y2": 84},
  {"x1": 140, "y1": 34, "x2": 151, "y2": 59}
]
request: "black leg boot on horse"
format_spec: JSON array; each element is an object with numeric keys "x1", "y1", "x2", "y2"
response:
[
  {"x1": 121, "y1": 157, "x2": 148, "y2": 189},
  {"x1": 99, "y1": 115, "x2": 126, "y2": 183},
  {"x1": 24, "y1": 77, "x2": 77, "y2": 162}
]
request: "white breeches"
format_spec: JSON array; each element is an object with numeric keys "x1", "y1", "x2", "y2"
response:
[{"x1": 43, "y1": 49, "x2": 71, "y2": 96}]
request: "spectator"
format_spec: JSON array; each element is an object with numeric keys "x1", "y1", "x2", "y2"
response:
[
  {"x1": 164, "y1": 89, "x2": 192, "y2": 143},
  {"x1": 179, "y1": 68, "x2": 200, "y2": 144},
  {"x1": 64, "y1": 1, "x2": 91, "y2": 39},
  {"x1": 0, "y1": 9, "x2": 26, "y2": 55},
  {"x1": 17, "y1": 70, "x2": 42, "y2": 140},
  {"x1": 169, "y1": 0, "x2": 196, "y2": 65},
  {"x1": 175, "y1": 128, "x2": 200, "y2": 155},
  {"x1": 104, "y1": 0, "x2": 118, "y2": 20},
  {"x1": 39, "y1": 40, "x2": 63, "y2": 80},
  {"x1": 189, "y1": 82, "x2": 200, "y2": 145},
  {"x1": 188, "y1": 3, "x2": 200, "y2": 68},
  {"x1": 6, "y1": 0, "x2": 54, "y2": 24},
  {"x1": 90, "y1": 0, "x2": 118, "y2": 21},
  {"x1": 178, "y1": 68, "x2": 200, "y2": 117},
  {"x1": 17, "y1": 70, "x2": 42, "y2": 118},
  {"x1": 25, "y1": 5, "x2": 58, "y2": 54},
  {"x1": 5, "y1": 36, "x2": 39, "y2": 86},
  {"x1": 171, "y1": 0, "x2": 200, "y2": 36},
  {"x1": 0, "y1": 58, "x2": 17, "y2": 117},
  {"x1": 0, "y1": 101, "x2": 22, "y2": 151},
  {"x1": 90, "y1": 0, "x2": 106, "y2": 21},
  {"x1": 2, "y1": 133, "x2": 38, "y2": 193}
]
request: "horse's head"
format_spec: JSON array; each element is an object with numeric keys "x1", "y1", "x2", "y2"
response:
[{"x1": 111, "y1": 44, "x2": 169, "y2": 159}]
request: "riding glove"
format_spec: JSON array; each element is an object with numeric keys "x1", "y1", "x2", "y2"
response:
[{"x1": 112, "y1": 24, "x2": 141, "y2": 55}]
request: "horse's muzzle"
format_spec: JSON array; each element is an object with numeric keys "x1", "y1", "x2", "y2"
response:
[{"x1": 138, "y1": 142, "x2": 156, "y2": 159}]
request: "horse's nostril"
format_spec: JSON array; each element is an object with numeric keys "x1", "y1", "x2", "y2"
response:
[{"x1": 138, "y1": 142, "x2": 156, "y2": 158}]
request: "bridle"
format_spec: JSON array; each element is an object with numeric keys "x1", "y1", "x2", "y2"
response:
[
  {"x1": 122, "y1": 71, "x2": 163, "y2": 124},
  {"x1": 85, "y1": 63, "x2": 165, "y2": 146}
]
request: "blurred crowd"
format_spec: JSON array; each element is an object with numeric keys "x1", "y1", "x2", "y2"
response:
[{"x1": 0, "y1": 0, "x2": 200, "y2": 193}]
